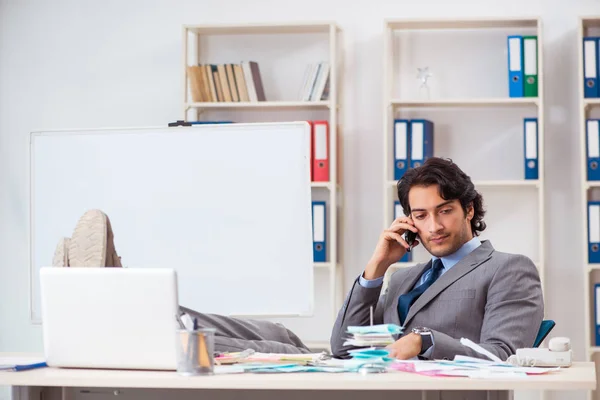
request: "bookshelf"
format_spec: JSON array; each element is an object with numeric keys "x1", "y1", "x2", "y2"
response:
[
  {"x1": 391, "y1": 98, "x2": 539, "y2": 107},
  {"x1": 185, "y1": 100, "x2": 331, "y2": 110},
  {"x1": 382, "y1": 15, "x2": 546, "y2": 365},
  {"x1": 182, "y1": 22, "x2": 343, "y2": 350},
  {"x1": 579, "y1": 16, "x2": 600, "y2": 400}
]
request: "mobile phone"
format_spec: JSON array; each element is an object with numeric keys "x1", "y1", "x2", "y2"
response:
[{"x1": 404, "y1": 230, "x2": 417, "y2": 252}]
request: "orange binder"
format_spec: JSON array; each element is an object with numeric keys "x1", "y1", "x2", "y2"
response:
[{"x1": 312, "y1": 121, "x2": 329, "y2": 182}]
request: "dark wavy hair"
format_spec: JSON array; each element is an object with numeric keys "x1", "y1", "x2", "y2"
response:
[{"x1": 396, "y1": 157, "x2": 486, "y2": 236}]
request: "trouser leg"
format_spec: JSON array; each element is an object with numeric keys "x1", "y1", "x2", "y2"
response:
[{"x1": 179, "y1": 306, "x2": 312, "y2": 354}]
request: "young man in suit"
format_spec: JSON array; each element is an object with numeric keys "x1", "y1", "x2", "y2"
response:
[{"x1": 331, "y1": 157, "x2": 544, "y2": 362}]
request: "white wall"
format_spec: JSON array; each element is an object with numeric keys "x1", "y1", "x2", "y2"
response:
[{"x1": 0, "y1": 0, "x2": 597, "y2": 399}]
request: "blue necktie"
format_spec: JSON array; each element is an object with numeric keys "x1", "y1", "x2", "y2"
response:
[{"x1": 397, "y1": 258, "x2": 444, "y2": 325}]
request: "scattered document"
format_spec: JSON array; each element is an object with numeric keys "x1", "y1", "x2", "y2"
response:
[
  {"x1": 460, "y1": 338, "x2": 503, "y2": 363},
  {"x1": 241, "y1": 363, "x2": 349, "y2": 373},
  {"x1": 388, "y1": 338, "x2": 561, "y2": 379},
  {"x1": 390, "y1": 359, "x2": 559, "y2": 378},
  {"x1": 215, "y1": 351, "x2": 328, "y2": 366},
  {"x1": 346, "y1": 324, "x2": 403, "y2": 334},
  {"x1": 343, "y1": 324, "x2": 403, "y2": 347}
]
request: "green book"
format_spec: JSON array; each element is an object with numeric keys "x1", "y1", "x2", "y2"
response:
[{"x1": 523, "y1": 35, "x2": 538, "y2": 97}]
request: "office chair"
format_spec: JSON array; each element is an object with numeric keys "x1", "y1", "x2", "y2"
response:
[{"x1": 533, "y1": 320, "x2": 555, "y2": 348}]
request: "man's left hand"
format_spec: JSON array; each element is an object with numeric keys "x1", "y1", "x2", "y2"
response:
[{"x1": 386, "y1": 333, "x2": 422, "y2": 359}]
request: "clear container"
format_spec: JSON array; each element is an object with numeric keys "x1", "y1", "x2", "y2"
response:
[{"x1": 175, "y1": 328, "x2": 216, "y2": 376}]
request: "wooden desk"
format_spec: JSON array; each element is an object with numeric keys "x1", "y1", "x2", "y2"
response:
[{"x1": 0, "y1": 362, "x2": 595, "y2": 396}]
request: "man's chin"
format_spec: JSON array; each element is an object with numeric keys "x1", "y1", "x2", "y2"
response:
[{"x1": 423, "y1": 242, "x2": 456, "y2": 258}]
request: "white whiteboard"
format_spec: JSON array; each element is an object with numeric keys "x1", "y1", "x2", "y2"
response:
[{"x1": 29, "y1": 122, "x2": 314, "y2": 323}]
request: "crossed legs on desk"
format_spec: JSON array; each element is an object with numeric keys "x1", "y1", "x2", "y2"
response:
[
  {"x1": 51, "y1": 209, "x2": 312, "y2": 355},
  {"x1": 180, "y1": 306, "x2": 311, "y2": 354}
]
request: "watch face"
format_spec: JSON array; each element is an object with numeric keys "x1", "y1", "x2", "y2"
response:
[{"x1": 413, "y1": 327, "x2": 431, "y2": 334}]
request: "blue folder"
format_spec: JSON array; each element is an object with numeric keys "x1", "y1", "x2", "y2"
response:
[
  {"x1": 584, "y1": 37, "x2": 599, "y2": 98},
  {"x1": 507, "y1": 35, "x2": 524, "y2": 98},
  {"x1": 409, "y1": 120, "x2": 434, "y2": 169}
]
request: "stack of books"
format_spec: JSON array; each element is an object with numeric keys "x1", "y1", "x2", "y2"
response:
[{"x1": 187, "y1": 61, "x2": 265, "y2": 103}]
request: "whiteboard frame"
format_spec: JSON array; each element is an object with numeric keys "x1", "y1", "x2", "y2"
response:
[{"x1": 28, "y1": 122, "x2": 314, "y2": 324}]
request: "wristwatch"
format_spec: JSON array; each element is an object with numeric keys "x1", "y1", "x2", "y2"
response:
[{"x1": 412, "y1": 326, "x2": 434, "y2": 355}]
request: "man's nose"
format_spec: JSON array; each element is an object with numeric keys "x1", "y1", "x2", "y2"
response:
[{"x1": 427, "y1": 214, "x2": 444, "y2": 233}]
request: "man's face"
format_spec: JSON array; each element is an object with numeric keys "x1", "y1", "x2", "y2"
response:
[{"x1": 408, "y1": 184, "x2": 474, "y2": 258}]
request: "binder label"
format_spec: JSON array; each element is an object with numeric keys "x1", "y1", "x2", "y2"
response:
[
  {"x1": 591, "y1": 204, "x2": 600, "y2": 243},
  {"x1": 509, "y1": 37, "x2": 522, "y2": 71},
  {"x1": 524, "y1": 38, "x2": 537, "y2": 76},
  {"x1": 596, "y1": 285, "x2": 600, "y2": 325},
  {"x1": 412, "y1": 123, "x2": 424, "y2": 160},
  {"x1": 525, "y1": 121, "x2": 537, "y2": 158},
  {"x1": 315, "y1": 125, "x2": 327, "y2": 160},
  {"x1": 395, "y1": 122, "x2": 407, "y2": 160},
  {"x1": 585, "y1": 40, "x2": 598, "y2": 79},
  {"x1": 589, "y1": 120, "x2": 600, "y2": 158},
  {"x1": 313, "y1": 204, "x2": 325, "y2": 242},
  {"x1": 395, "y1": 203, "x2": 403, "y2": 219}
]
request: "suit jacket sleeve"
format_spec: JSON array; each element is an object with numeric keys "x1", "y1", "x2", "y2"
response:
[
  {"x1": 330, "y1": 274, "x2": 387, "y2": 358},
  {"x1": 427, "y1": 254, "x2": 544, "y2": 361}
]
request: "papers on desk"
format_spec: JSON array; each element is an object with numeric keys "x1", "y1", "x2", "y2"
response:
[
  {"x1": 0, "y1": 356, "x2": 47, "y2": 372},
  {"x1": 388, "y1": 338, "x2": 560, "y2": 378},
  {"x1": 215, "y1": 351, "x2": 329, "y2": 366},
  {"x1": 215, "y1": 348, "x2": 393, "y2": 374},
  {"x1": 390, "y1": 356, "x2": 560, "y2": 378},
  {"x1": 235, "y1": 363, "x2": 349, "y2": 373},
  {"x1": 212, "y1": 335, "x2": 563, "y2": 377}
]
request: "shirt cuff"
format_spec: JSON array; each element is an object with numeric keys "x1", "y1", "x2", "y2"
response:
[{"x1": 358, "y1": 273, "x2": 384, "y2": 288}]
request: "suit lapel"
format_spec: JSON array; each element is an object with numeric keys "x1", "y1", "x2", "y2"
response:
[
  {"x1": 402, "y1": 241, "x2": 494, "y2": 327},
  {"x1": 388, "y1": 261, "x2": 431, "y2": 326}
]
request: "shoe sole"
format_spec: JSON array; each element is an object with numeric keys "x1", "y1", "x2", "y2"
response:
[
  {"x1": 52, "y1": 237, "x2": 70, "y2": 267},
  {"x1": 68, "y1": 210, "x2": 107, "y2": 267},
  {"x1": 105, "y1": 216, "x2": 122, "y2": 268}
]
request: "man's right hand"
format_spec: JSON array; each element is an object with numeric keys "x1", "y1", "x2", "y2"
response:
[{"x1": 363, "y1": 216, "x2": 419, "y2": 280}]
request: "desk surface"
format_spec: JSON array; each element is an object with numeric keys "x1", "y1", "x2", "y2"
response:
[{"x1": 0, "y1": 362, "x2": 595, "y2": 391}]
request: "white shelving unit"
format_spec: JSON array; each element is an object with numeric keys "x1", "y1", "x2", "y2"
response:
[
  {"x1": 182, "y1": 22, "x2": 343, "y2": 350},
  {"x1": 185, "y1": 100, "x2": 331, "y2": 110},
  {"x1": 382, "y1": 16, "x2": 546, "y2": 356},
  {"x1": 383, "y1": 18, "x2": 545, "y2": 294},
  {"x1": 391, "y1": 98, "x2": 539, "y2": 107},
  {"x1": 579, "y1": 16, "x2": 600, "y2": 400}
]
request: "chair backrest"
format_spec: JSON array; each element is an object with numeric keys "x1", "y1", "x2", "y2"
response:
[{"x1": 533, "y1": 320, "x2": 556, "y2": 347}]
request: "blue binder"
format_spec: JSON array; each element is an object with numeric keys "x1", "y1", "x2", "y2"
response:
[
  {"x1": 595, "y1": 284, "x2": 600, "y2": 345},
  {"x1": 394, "y1": 201, "x2": 412, "y2": 263},
  {"x1": 587, "y1": 119, "x2": 600, "y2": 180},
  {"x1": 393, "y1": 119, "x2": 410, "y2": 180},
  {"x1": 312, "y1": 201, "x2": 326, "y2": 262},
  {"x1": 409, "y1": 120, "x2": 434, "y2": 169},
  {"x1": 584, "y1": 37, "x2": 599, "y2": 98},
  {"x1": 507, "y1": 35, "x2": 524, "y2": 98},
  {"x1": 589, "y1": 201, "x2": 600, "y2": 263},
  {"x1": 523, "y1": 118, "x2": 538, "y2": 180}
]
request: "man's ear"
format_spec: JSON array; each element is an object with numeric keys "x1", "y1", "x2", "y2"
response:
[{"x1": 466, "y1": 203, "x2": 474, "y2": 220}]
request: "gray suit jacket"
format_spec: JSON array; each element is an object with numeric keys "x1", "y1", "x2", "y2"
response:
[{"x1": 331, "y1": 240, "x2": 544, "y2": 361}]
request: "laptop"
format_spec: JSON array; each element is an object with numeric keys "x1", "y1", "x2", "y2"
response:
[{"x1": 40, "y1": 267, "x2": 180, "y2": 370}]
